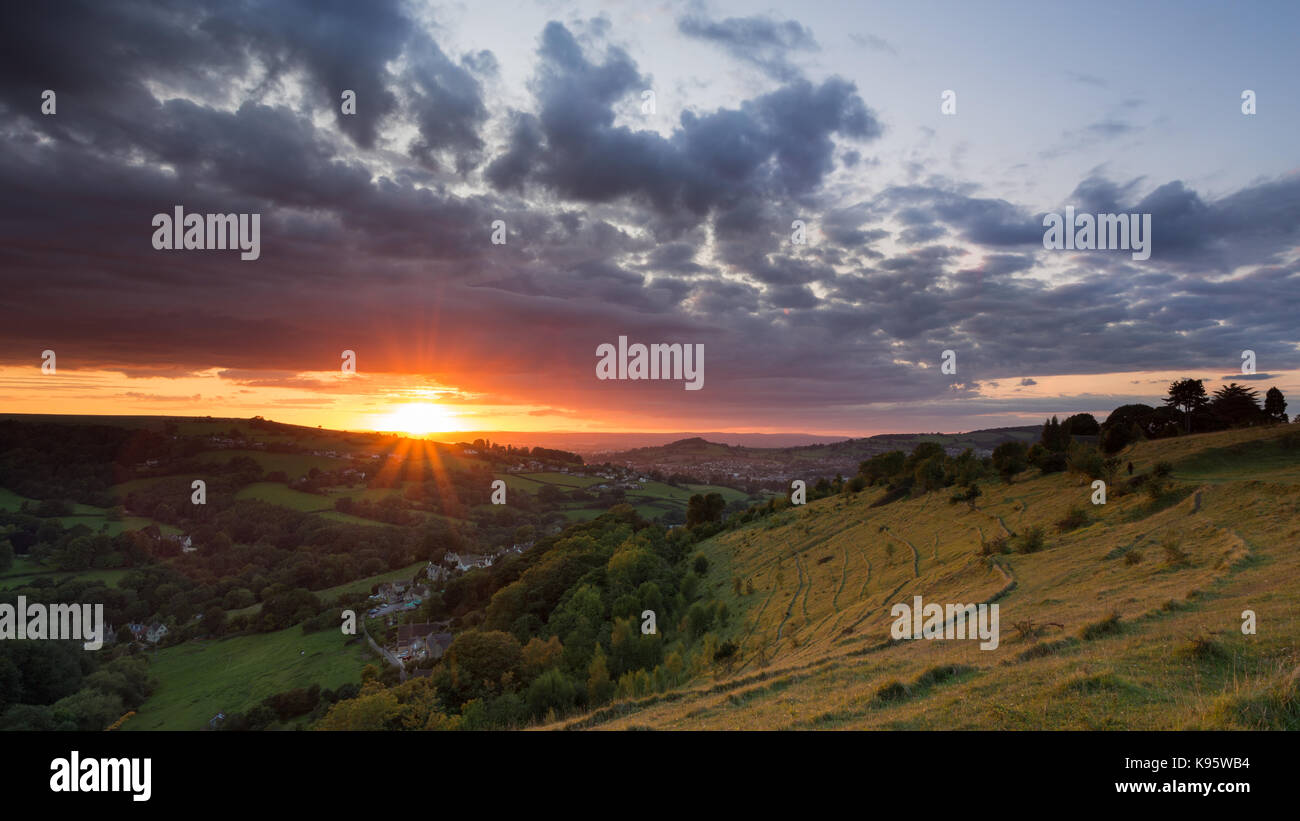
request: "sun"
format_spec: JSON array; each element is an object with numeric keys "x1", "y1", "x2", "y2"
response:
[{"x1": 370, "y1": 402, "x2": 462, "y2": 435}]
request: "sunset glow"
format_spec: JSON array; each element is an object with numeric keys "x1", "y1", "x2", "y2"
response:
[{"x1": 369, "y1": 402, "x2": 464, "y2": 436}]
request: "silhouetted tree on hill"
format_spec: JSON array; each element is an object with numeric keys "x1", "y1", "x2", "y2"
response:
[
  {"x1": 1164, "y1": 378, "x2": 1209, "y2": 434},
  {"x1": 1264, "y1": 387, "x2": 1288, "y2": 424}
]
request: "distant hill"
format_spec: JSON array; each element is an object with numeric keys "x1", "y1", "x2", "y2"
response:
[
  {"x1": 445, "y1": 431, "x2": 851, "y2": 453},
  {"x1": 595, "y1": 426, "x2": 1043, "y2": 477}
]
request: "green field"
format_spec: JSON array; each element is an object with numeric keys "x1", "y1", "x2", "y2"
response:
[
  {"x1": 493, "y1": 472, "x2": 606, "y2": 493},
  {"x1": 0, "y1": 556, "x2": 130, "y2": 590},
  {"x1": 236, "y1": 482, "x2": 334, "y2": 512},
  {"x1": 125, "y1": 624, "x2": 374, "y2": 731},
  {"x1": 0, "y1": 487, "x2": 29, "y2": 511},
  {"x1": 1, "y1": 485, "x2": 179, "y2": 538}
]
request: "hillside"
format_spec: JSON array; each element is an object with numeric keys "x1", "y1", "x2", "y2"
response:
[{"x1": 546, "y1": 424, "x2": 1300, "y2": 730}]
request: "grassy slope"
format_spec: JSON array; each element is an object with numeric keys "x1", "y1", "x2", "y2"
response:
[
  {"x1": 124, "y1": 625, "x2": 373, "y2": 731},
  {"x1": 545, "y1": 424, "x2": 1300, "y2": 730}
]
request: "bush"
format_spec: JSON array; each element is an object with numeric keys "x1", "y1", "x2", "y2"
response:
[
  {"x1": 979, "y1": 534, "x2": 1009, "y2": 556},
  {"x1": 1066, "y1": 444, "x2": 1105, "y2": 479},
  {"x1": 1123, "y1": 550, "x2": 1143, "y2": 566},
  {"x1": 948, "y1": 484, "x2": 981, "y2": 507},
  {"x1": 1015, "y1": 525, "x2": 1047, "y2": 554},
  {"x1": 1056, "y1": 505, "x2": 1088, "y2": 532}
]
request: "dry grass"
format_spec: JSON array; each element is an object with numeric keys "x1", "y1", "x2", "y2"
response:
[{"x1": 536, "y1": 425, "x2": 1300, "y2": 731}]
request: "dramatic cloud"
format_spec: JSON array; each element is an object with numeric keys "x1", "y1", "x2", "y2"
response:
[{"x1": 0, "y1": 3, "x2": 1296, "y2": 433}]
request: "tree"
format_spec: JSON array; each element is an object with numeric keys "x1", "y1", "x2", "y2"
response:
[
  {"x1": 525, "y1": 667, "x2": 576, "y2": 720},
  {"x1": 0, "y1": 539, "x2": 13, "y2": 574},
  {"x1": 1062, "y1": 413, "x2": 1100, "y2": 436},
  {"x1": 51, "y1": 690, "x2": 125, "y2": 732},
  {"x1": 685, "y1": 493, "x2": 725, "y2": 527},
  {"x1": 1104, "y1": 404, "x2": 1156, "y2": 435},
  {"x1": 859, "y1": 451, "x2": 905, "y2": 485},
  {"x1": 1263, "y1": 387, "x2": 1288, "y2": 424},
  {"x1": 445, "y1": 630, "x2": 523, "y2": 703},
  {"x1": 1210, "y1": 383, "x2": 1264, "y2": 428},
  {"x1": 1100, "y1": 423, "x2": 1134, "y2": 454},
  {"x1": 520, "y1": 636, "x2": 563, "y2": 682},
  {"x1": 587, "y1": 645, "x2": 614, "y2": 707},
  {"x1": 991, "y1": 442, "x2": 1028, "y2": 483},
  {"x1": 1164, "y1": 379, "x2": 1208, "y2": 434},
  {"x1": 1039, "y1": 416, "x2": 1071, "y2": 452}
]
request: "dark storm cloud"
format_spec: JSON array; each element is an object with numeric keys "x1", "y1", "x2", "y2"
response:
[
  {"x1": 0, "y1": 0, "x2": 488, "y2": 167},
  {"x1": 487, "y1": 22, "x2": 881, "y2": 221}
]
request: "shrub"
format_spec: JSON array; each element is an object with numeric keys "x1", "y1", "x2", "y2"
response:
[
  {"x1": 713, "y1": 641, "x2": 738, "y2": 662},
  {"x1": 1123, "y1": 550, "x2": 1144, "y2": 566},
  {"x1": 1015, "y1": 525, "x2": 1047, "y2": 554},
  {"x1": 1066, "y1": 444, "x2": 1105, "y2": 479},
  {"x1": 979, "y1": 534, "x2": 1009, "y2": 556},
  {"x1": 948, "y1": 484, "x2": 981, "y2": 507},
  {"x1": 1056, "y1": 505, "x2": 1088, "y2": 532}
]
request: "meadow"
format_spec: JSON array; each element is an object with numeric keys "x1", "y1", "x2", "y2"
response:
[{"x1": 123, "y1": 624, "x2": 373, "y2": 731}]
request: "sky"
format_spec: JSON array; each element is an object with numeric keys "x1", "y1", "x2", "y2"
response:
[{"x1": 0, "y1": 0, "x2": 1297, "y2": 436}]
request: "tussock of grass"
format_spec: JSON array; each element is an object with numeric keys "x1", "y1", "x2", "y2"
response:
[
  {"x1": 874, "y1": 680, "x2": 910, "y2": 703},
  {"x1": 1079, "y1": 612, "x2": 1123, "y2": 641},
  {"x1": 1160, "y1": 533, "x2": 1192, "y2": 568},
  {"x1": 1014, "y1": 637, "x2": 1077, "y2": 662},
  {"x1": 1180, "y1": 633, "x2": 1227, "y2": 661},
  {"x1": 914, "y1": 664, "x2": 975, "y2": 688}
]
